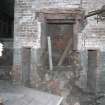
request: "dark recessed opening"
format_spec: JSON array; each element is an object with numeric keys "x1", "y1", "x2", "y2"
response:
[
  {"x1": 0, "y1": 0, "x2": 14, "y2": 80},
  {"x1": 0, "y1": 0, "x2": 14, "y2": 38},
  {"x1": 47, "y1": 22, "x2": 73, "y2": 66},
  {"x1": 87, "y1": 50, "x2": 98, "y2": 93}
]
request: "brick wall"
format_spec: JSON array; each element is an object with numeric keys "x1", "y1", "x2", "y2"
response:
[
  {"x1": 13, "y1": 0, "x2": 105, "y2": 105},
  {"x1": 13, "y1": 1, "x2": 83, "y2": 105},
  {"x1": 78, "y1": 0, "x2": 105, "y2": 94},
  {"x1": 13, "y1": 0, "x2": 82, "y2": 82}
]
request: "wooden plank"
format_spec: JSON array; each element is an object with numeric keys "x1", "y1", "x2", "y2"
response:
[
  {"x1": 47, "y1": 36, "x2": 53, "y2": 71},
  {"x1": 57, "y1": 39, "x2": 72, "y2": 66},
  {"x1": 46, "y1": 19, "x2": 75, "y2": 24}
]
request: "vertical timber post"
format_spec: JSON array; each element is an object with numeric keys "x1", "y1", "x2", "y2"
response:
[{"x1": 47, "y1": 36, "x2": 53, "y2": 71}]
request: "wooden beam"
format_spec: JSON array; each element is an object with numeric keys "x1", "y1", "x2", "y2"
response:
[{"x1": 57, "y1": 39, "x2": 72, "y2": 66}]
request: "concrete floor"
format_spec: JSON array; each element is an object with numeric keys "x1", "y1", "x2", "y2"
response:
[{"x1": 0, "y1": 81, "x2": 63, "y2": 105}]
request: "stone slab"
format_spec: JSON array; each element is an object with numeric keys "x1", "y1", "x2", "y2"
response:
[{"x1": 0, "y1": 81, "x2": 63, "y2": 105}]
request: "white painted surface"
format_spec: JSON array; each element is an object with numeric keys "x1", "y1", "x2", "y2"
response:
[{"x1": 0, "y1": 43, "x2": 3, "y2": 57}]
